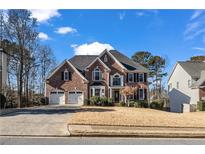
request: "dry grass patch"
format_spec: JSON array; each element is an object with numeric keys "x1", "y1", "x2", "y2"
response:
[{"x1": 68, "y1": 106, "x2": 205, "y2": 128}]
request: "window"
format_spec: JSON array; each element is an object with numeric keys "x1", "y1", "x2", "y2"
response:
[
  {"x1": 188, "y1": 80, "x2": 191, "y2": 88},
  {"x1": 91, "y1": 87, "x2": 105, "y2": 97},
  {"x1": 139, "y1": 73, "x2": 144, "y2": 82},
  {"x1": 92, "y1": 67, "x2": 102, "y2": 81},
  {"x1": 139, "y1": 89, "x2": 144, "y2": 100},
  {"x1": 176, "y1": 82, "x2": 179, "y2": 89},
  {"x1": 128, "y1": 73, "x2": 134, "y2": 82},
  {"x1": 95, "y1": 89, "x2": 101, "y2": 96},
  {"x1": 113, "y1": 74, "x2": 121, "y2": 86},
  {"x1": 104, "y1": 55, "x2": 108, "y2": 62},
  {"x1": 64, "y1": 70, "x2": 69, "y2": 81}
]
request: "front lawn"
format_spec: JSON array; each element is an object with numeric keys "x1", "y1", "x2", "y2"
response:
[{"x1": 68, "y1": 106, "x2": 205, "y2": 128}]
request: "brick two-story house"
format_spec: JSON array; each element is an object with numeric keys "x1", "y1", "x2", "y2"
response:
[{"x1": 45, "y1": 49, "x2": 149, "y2": 105}]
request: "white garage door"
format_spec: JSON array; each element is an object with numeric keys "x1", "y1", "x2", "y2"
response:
[
  {"x1": 68, "y1": 91, "x2": 84, "y2": 105},
  {"x1": 50, "y1": 91, "x2": 65, "y2": 105}
]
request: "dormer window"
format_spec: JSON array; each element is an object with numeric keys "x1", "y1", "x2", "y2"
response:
[
  {"x1": 92, "y1": 67, "x2": 102, "y2": 81},
  {"x1": 104, "y1": 55, "x2": 108, "y2": 62}
]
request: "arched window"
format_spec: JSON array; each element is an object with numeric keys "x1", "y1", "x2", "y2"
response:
[
  {"x1": 113, "y1": 74, "x2": 121, "y2": 86},
  {"x1": 92, "y1": 67, "x2": 102, "y2": 81}
]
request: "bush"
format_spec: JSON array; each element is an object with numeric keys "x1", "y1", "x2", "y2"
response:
[
  {"x1": 0, "y1": 93, "x2": 6, "y2": 109},
  {"x1": 129, "y1": 101, "x2": 135, "y2": 107},
  {"x1": 197, "y1": 101, "x2": 205, "y2": 111},
  {"x1": 84, "y1": 99, "x2": 90, "y2": 106},
  {"x1": 40, "y1": 97, "x2": 49, "y2": 105},
  {"x1": 90, "y1": 96, "x2": 99, "y2": 105},
  {"x1": 107, "y1": 98, "x2": 114, "y2": 106},
  {"x1": 150, "y1": 100, "x2": 164, "y2": 110},
  {"x1": 119, "y1": 101, "x2": 126, "y2": 107},
  {"x1": 134, "y1": 100, "x2": 148, "y2": 108},
  {"x1": 100, "y1": 97, "x2": 108, "y2": 106}
]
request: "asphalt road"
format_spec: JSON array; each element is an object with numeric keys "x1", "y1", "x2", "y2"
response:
[{"x1": 1, "y1": 136, "x2": 205, "y2": 145}]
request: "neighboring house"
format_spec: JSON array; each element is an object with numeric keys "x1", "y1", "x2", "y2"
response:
[
  {"x1": 45, "y1": 49, "x2": 149, "y2": 106},
  {"x1": 0, "y1": 48, "x2": 7, "y2": 92},
  {"x1": 168, "y1": 61, "x2": 205, "y2": 112}
]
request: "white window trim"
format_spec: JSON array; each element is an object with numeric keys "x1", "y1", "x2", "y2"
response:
[
  {"x1": 92, "y1": 67, "x2": 102, "y2": 81},
  {"x1": 64, "y1": 69, "x2": 69, "y2": 81},
  {"x1": 139, "y1": 88, "x2": 144, "y2": 100},
  {"x1": 104, "y1": 55, "x2": 108, "y2": 62},
  {"x1": 128, "y1": 73, "x2": 134, "y2": 83},
  {"x1": 111, "y1": 73, "x2": 123, "y2": 86},
  {"x1": 138, "y1": 73, "x2": 144, "y2": 82},
  {"x1": 90, "y1": 86, "x2": 105, "y2": 97}
]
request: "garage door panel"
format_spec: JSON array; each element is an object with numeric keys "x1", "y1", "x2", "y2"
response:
[
  {"x1": 68, "y1": 91, "x2": 84, "y2": 105},
  {"x1": 50, "y1": 91, "x2": 65, "y2": 105}
]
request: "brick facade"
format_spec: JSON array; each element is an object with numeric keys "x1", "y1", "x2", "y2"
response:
[{"x1": 46, "y1": 62, "x2": 88, "y2": 104}]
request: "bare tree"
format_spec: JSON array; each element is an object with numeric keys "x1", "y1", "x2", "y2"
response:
[
  {"x1": 36, "y1": 45, "x2": 56, "y2": 95},
  {"x1": 4, "y1": 10, "x2": 38, "y2": 107}
]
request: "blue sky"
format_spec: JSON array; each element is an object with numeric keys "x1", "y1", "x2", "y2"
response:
[{"x1": 32, "y1": 9, "x2": 205, "y2": 83}]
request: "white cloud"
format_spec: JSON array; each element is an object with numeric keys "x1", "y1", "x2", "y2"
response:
[
  {"x1": 38, "y1": 32, "x2": 50, "y2": 41},
  {"x1": 119, "y1": 12, "x2": 126, "y2": 20},
  {"x1": 192, "y1": 47, "x2": 205, "y2": 51},
  {"x1": 55, "y1": 27, "x2": 77, "y2": 34},
  {"x1": 30, "y1": 9, "x2": 60, "y2": 23},
  {"x1": 184, "y1": 11, "x2": 205, "y2": 41},
  {"x1": 190, "y1": 10, "x2": 205, "y2": 20},
  {"x1": 71, "y1": 42, "x2": 114, "y2": 55}
]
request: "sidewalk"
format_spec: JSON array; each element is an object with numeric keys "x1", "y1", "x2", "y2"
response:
[{"x1": 68, "y1": 124, "x2": 205, "y2": 138}]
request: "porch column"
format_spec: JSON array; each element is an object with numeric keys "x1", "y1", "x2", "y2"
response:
[
  {"x1": 109, "y1": 88, "x2": 112, "y2": 98},
  {"x1": 92, "y1": 87, "x2": 95, "y2": 96}
]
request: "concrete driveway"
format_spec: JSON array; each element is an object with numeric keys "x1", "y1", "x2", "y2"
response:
[{"x1": 0, "y1": 105, "x2": 79, "y2": 136}]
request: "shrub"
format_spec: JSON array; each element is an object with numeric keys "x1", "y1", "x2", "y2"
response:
[
  {"x1": 84, "y1": 99, "x2": 90, "y2": 106},
  {"x1": 119, "y1": 101, "x2": 126, "y2": 107},
  {"x1": 90, "y1": 96, "x2": 100, "y2": 106},
  {"x1": 0, "y1": 93, "x2": 6, "y2": 109},
  {"x1": 150, "y1": 100, "x2": 164, "y2": 110},
  {"x1": 100, "y1": 97, "x2": 108, "y2": 106},
  {"x1": 107, "y1": 98, "x2": 114, "y2": 106},
  {"x1": 40, "y1": 97, "x2": 49, "y2": 105},
  {"x1": 134, "y1": 100, "x2": 148, "y2": 108},
  {"x1": 129, "y1": 100, "x2": 135, "y2": 107},
  {"x1": 197, "y1": 101, "x2": 205, "y2": 111}
]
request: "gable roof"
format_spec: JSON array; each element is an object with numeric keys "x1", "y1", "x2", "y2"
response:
[
  {"x1": 178, "y1": 61, "x2": 205, "y2": 78},
  {"x1": 69, "y1": 55, "x2": 98, "y2": 72},
  {"x1": 85, "y1": 57, "x2": 111, "y2": 71},
  {"x1": 47, "y1": 60, "x2": 88, "y2": 82},
  {"x1": 109, "y1": 50, "x2": 149, "y2": 72}
]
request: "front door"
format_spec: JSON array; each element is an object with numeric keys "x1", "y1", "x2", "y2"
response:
[{"x1": 114, "y1": 91, "x2": 120, "y2": 103}]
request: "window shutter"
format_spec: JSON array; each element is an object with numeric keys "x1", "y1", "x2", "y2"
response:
[
  {"x1": 134, "y1": 90, "x2": 137, "y2": 99},
  {"x1": 126, "y1": 73, "x2": 128, "y2": 82},
  {"x1": 134, "y1": 73, "x2": 136, "y2": 82},
  {"x1": 144, "y1": 73, "x2": 147, "y2": 82},
  {"x1": 136, "y1": 89, "x2": 139, "y2": 100},
  {"x1": 69, "y1": 71, "x2": 72, "y2": 80},
  {"x1": 61, "y1": 72, "x2": 64, "y2": 80},
  {"x1": 144, "y1": 89, "x2": 147, "y2": 100},
  {"x1": 136, "y1": 73, "x2": 139, "y2": 82}
]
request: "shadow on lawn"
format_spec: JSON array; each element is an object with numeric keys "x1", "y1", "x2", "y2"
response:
[{"x1": 0, "y1": 107, "x2": 115, "y2": 117}]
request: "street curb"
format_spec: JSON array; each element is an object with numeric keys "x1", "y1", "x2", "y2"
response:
[
  {"x1": 68, "y1": 125, "x2": 205, "y2": 138},
  {"x1": 0, "y1": 109, "x2": 18, "y2": 116},
  {"x1": 68, "y1": 123, "x2": 205, "y2": 129}
]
